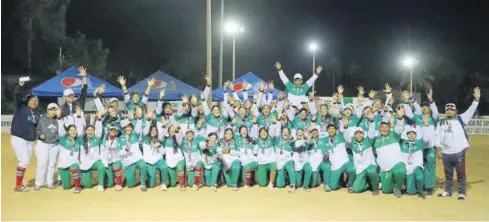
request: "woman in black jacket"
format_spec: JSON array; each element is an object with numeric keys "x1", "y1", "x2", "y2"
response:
[{"x1": 10, "y1": 78, "x2": 40, "y2": 192}]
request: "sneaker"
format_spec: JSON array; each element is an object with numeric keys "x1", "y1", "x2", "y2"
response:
[
  {"x1": 378, "y1": 183, "x2": 382, "y2": 190},
  {"x1": 211, "y1": 185, "x2": 217, "y2": 192},
  {"x1": 288, "y1": 186, "x2": 296, "y2": 193},
  {"x1": 160, "y1": 184, "x2": 168, "y2": 191},
  {"x1": 232, "y1": 186, "x2": 239, "y2": 191},
  {"x1": 267, "y1": 183, "x2": 274, "y2": 190},
  {"x1": 140, "y1": 185, "x2": 147, "y2": 192},
  {"x1": 372, "y1": 189, "x2": 380, "y2": 196},
  {"x1": 303, "y1": 187, "x2": 311, "y2": 192},
  {"x1": 437, "y1": 191, "x2": 452, "y2": 197},
  {"x1": 46, "y1": 185, "x2": 56, "y2": 190},
  {"x1": 115, "y1": 185, "x2": 123, "y2": 191},
  {"x1": 14, "y1": 186, "x2": 29, "y2": 192},
  {"x1": 98, "y1": 185, "x2": 104, "y2": 192},
  {"x1": 426, "y1": 188, "x2": 434, "y2": 196},
  {"x1": 34, "y1": 185, "x2": 41, "y2": 191},
  {"x1": 457, "y1": 193, "x2": 466, "y2": 200},
  {"x1": 73, "y1": 187, "x2": 81, "y2": 194},
  {"x1": 348, "y1": 187, "x2": 354, "y2": 193},
  {"x1": 323, "y1": 184, "x2": 331, "y2": 192},
  {"x1": 192, "y1": 184, "x2": 199, "y2": 191},
  {"x1": 419, "y1": 192, "x2": 426, "y2": 199},
  {"x1": 244, "y1": 185, "x2": 251, "y2": 189},
  {"x1": 180, "y1": 186, "x2": 186, "y2": 191},
  {"x1": 21, "y1": 184, "x2": 30, "y2": 191},
  {"x1": 393, "y1": 188, "x2": 402, "y2": 198},
  {"x1": 54, "y1": 180, "x2": 62, "y2": 187}
]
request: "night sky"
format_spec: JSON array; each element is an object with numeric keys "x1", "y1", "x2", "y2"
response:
[{"x1": 5, "y1": 0, "x2": 489, "y2": 95}]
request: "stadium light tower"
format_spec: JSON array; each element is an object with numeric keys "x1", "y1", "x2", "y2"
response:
[
  {"x1": 309, "y1": 42, "x2": 318, "y2": 92},
  {"x1": 224, "y1": 20, "x2": 244, "y2": 81},
  {"x1": 402, "y1": 56, "x2": 418, "y2": 94}
]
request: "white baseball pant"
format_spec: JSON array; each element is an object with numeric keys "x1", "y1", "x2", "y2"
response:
[
  {"x1": 34, "y1": 140, "x2": 60, "y2": 187},
  {"x1": 11, "y1": 135, "x2": 33, "y2": 169}
]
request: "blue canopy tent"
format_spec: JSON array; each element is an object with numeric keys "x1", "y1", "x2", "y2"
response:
[
  {"x1": 32, "y1": 66, "x2": 122, "y2": 97},
  {"x1": 127, "y1": 71, "x2": 201, "y2": 100},
  {"x1": 212, "y1": 72, "x2": 282, "y2": 101}
]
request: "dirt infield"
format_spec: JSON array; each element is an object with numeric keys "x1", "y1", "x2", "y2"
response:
[{"x1": 2, "y1": 132, "x2": 489, "y2": 221}]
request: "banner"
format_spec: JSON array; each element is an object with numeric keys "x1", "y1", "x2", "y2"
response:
[
  {"x1": 1, "y1": 115, "x2": 13, "y2": 133},
  {"x1": 466, "y1": 118, "x2": 489, "y2": 135}
]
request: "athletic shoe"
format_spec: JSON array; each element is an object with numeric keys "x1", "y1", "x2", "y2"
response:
[
  {"x1": 115, "y1": 185, "x2": 123, "y2": 191},
  {"x1": 34, "y1": 185, "x2": 41, "y2": 191},
  {"x1": 180, "y1": 186, "x2": 186, "y2": 191},
  {"x1": 211, "y1": 185, "x2": 217, "y2": 192},
  {"x1": 267, "y1": 183, "x2": 274, "y2": 190},
  {"x1": 46, "y1": 185, "x2": 56, "y2": 190},
  {"x1": 98, "y1": 185, "x2": 104, "y2": 192},
  {"x1": 73, "y1": 187, "x2": 81, "y2": 194},
  {"x1": 54, "y1": 180, "x2": 62, "y2": 187},
  {"x1": 140, "y1": 185, "x2": 147, "y2": 192},
  {"x1": 192, "y1": 184, "x2": 199, "y2": 191},
  {"x1": 457, "y1": 193, "x2": 466, "y2": 200},
  {"x1": 14, "y1": 186, "x2": 29, "y2": 192},
  {"x1": 22, "y1": 184, "x2": 30, "y2": 190},
  {"x1": 323, "y1": 184, "x2": 331, "y2": 192},
  {"x1": 303, "y1": 187, "x2": 311, "y2": 192},
  {"x1": 288, "y1": 186, "x2": 296, "y2": 193},
  {"x1": 393, "y1": 188, "x2": 402, "y2": 198},
  {"x1": 418, "y1": 192, "x2": 426, "y2": 199},
  {"x1": 232, "y1": 186, "x2": 239, "y2": 191},
  {"x1": 244, "y1": 185, "x2": 251, "y2": 189},
  {"x1": 160, "y1": 184, "x2": 168, "y2": 191},
  {"x1": 348, "y1": 187, "x2": 354, "y2": 193},
  {"x1": 437, "y1": 191, "x2": 452, "y2": 197},
  {"x1": 372, "y1": 189, "x2": 380, "y2": 196},
  {"x1": 426, "y1": 188, "x2": 434, "y2": 195}
]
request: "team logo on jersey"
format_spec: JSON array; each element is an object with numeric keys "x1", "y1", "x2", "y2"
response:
[{"x1": 47, "y1": 124, "x2": 58, "y2": 133}]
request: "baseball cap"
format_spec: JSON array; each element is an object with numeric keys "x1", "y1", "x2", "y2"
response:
[
  {"x1": 108, "y1": 125, "x2": 119, "y2": 131},
  {"x1": 406, "y1": 126, "x2": 417, "y2": 134},
  {"x1": 63, "y1": 89, "x2": 74, "y2": 96},
  {"x1": 445, "y1": 103, "x2": 457, "y2": 111},
  {"x1": 47, "y1": 103, "x2": 58, "y2": 110},
  {"x1": 108, "y1": 97, "x2": 118, "y2": 104},
  {"x1": 421, "y1": 101, "x2": 431, "y2": 107},
  {"x1": 294, "y1": 73, "x2": 303, "y2": 80},
  {"x1": 343, "y1": 103, "x2": 354, "y2": 112}
]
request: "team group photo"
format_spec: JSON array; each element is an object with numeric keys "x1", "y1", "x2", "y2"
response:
[{"x1": 2, "y1": 0, "x2": 489, "y2": 221}]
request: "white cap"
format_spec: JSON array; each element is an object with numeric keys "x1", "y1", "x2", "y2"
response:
[
  {"x1": 47, "y1": 103, "x2": 58, "y2": 110},
  {"x1": 293, "y1": 73, "x2": 303, "y2": 79},
  {"x1": 343, "y1": 103, "x2": 354, "y2": 112},
  {"x1": 353, "y1": 127, "x2": 364, "y2": 134},
  {"x1": 63, "y1": 89, "x2": 74, "y2": 96},
  {"x1": 406, "y1": 126, "x2": 417, "y2": 134},
  {"x1": 108, "y1": 97, "x2": 118, "y2": 104}
]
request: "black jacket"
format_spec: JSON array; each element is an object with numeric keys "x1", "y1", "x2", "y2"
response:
[
  {"x1": 61, "y1": 84, "x2": 87, "y2": 118},
  {"x1": 11, "y1": 85, "x2": 40, "y2": 141}
]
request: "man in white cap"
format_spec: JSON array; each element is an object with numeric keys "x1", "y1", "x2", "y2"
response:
[
  {"x1": 274, "y1": 61, "x2": 322, "y2": 108},
  {"x1": 56, "y1": 66, "x2": 87, "y2": 187},
  {"x1": 435, "y1": 87, "x2": 481, "y2": 200},
  {"x1": 60, "y1": 66, "x2": 88, "y2": 118}
]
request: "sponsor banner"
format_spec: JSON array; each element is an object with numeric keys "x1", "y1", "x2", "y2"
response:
[{"x1": 1, "y1": 115, "x2": 13, "y2": 133}]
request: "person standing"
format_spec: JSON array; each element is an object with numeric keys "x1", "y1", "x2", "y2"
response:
[
  {"x1": 435, "y1": 87, "x2": 480, "y2": 200},
  {"x1": 11, "y1": 77, "x2": 40, "y2": 192},
  {"x1": 34, "y1": 103, "x2": 63, "y2": 190},
  {"x1": 60, "y1": 66, "x2": 88, "y2": 118}
]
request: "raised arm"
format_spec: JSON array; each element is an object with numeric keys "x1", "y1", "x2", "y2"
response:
[
  {"x1": 460, "y1": 87, "x2": 481, "y2": 124},
  {"x1": 275, "y1": 62, "x2": 290, "y2": 85},
  {"x1": 13, "y1": 83, "x2": 25, "y2": 109},
  {"x1": 74, "y1": 107, "x2": 86, "y2": 137},
  {"x1": 156, "y1": 89, "x2": 166, "y2": 115},
  {"x1": 77, "y1": 66, "x2": 88, "y2": 110},
  {"x1": 94, "y1": 111, "x2": 104, "y2": 138},
  {"x1": 201, "y1": 91, "x2": 211, "y2": 116},
  {"x1": 143, "y1": 78, "x2": 156, "y2": 104},
  {"x1": 305, "y1": 66, "x2": 322, "y2": 88}
]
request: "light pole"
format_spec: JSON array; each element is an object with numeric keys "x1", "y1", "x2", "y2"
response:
[
  {"x1": 402, "y1": 56, "x2": 418, "y2": 94},
  {"x1": 224, "y1": 20, "x2": 244, "y2": 81},
  {"x1": 218, "y1": 0, "x2": 224, "y2": 87},
  {"x1": 309, "y1": 42, "x2": 318, "y2": 92},
  {"x1": 206, "y1": 0, "x2": 212, "y2": 105}
]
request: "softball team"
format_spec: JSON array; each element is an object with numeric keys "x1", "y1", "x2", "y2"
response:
[{"x1": 11, "y1": 63, "x2": 481, "y2": 201}]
